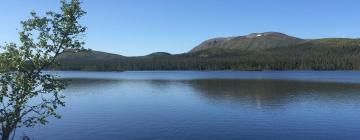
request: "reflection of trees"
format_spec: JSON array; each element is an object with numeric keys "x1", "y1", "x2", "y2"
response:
[
  {"x1": 61, "y1": 79, "x2": 121, "y2": 96},
  {"x1": 64, "y1": 78, "x2": 120, "y2": 87},
  {"x1": 188, "y1": 79, "x2": 360, "y2": 108},
  {"x1": 65, "y1": 79, "x2": 175, "y2": 88},
  {"x1": 63, "y1": 79, "x2": 177, "y2": 96}
]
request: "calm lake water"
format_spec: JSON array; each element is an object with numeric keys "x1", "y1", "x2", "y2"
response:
[{"x1": 19, "y1": 71, "x2": 360, "y2": 140}]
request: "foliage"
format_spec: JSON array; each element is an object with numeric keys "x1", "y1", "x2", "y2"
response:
[{"x1": 0, "y1": 0, "x2": 86, "y2": 139}]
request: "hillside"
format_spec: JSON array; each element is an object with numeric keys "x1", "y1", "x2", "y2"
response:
[
  {"x1": 190, "y1": 32, "x2": 304, "y2": 52},
  {"x1": 144, "y1": 52, "x2": 172, "y2": 58},
  {"x1": 54, "y1": 33, "x2": 360, "y2": 71},
  {"x1": 55, "y1": 50, "x2": 125, "y2": 71}
]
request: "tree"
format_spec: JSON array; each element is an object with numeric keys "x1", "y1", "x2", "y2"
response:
[{"x1": 0, "y1": 0, "x2": 86, "y2": 139}]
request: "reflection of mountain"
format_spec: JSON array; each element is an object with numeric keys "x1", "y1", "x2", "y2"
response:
[
  {"x1": 187, "y1": 79, "x2": 360, "y2": 108},
  {"x1": 62, "y1": 78, "x2": 360, "y2": 109}
]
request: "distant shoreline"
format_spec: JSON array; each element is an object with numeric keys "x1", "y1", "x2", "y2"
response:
[
  {"x1": 47, "y1": 70, "x2": 360, "y2": 72},
  {"x1": 46, "y1": 71, "x2": 360, "y2": 84}
]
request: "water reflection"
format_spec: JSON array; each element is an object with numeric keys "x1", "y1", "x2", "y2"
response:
[
  {"x1": 188, "y1": 79, "x2": 360, "y2": 109},
  {"x1": 24, "y1": 77, "x2": 360, "y2": 140},
  {"x1": 66, "y1": 78, "x2": 360, "y2": 108}
]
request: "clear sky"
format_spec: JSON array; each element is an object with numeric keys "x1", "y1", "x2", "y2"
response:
[{"x1": 0, "y1": 0, "x2": 359, "y2": 56}]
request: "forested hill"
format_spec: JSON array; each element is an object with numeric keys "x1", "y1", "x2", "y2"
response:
[{"x1": 54, "y1": 32, "x2": 360, "y2": 71}]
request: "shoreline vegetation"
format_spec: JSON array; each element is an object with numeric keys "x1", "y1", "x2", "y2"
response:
[{"x1": 54, "y1": 33, "x2": 360, "y2": 71}]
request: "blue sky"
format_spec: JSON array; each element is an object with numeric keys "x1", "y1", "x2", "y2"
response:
[{"x1": 0, "y1": 0, "x2": 359, "y2": 56}]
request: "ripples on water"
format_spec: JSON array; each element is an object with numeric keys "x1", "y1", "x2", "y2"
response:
[{"x1": 19, "y1": 71, "x2": 360, "y2": 140}]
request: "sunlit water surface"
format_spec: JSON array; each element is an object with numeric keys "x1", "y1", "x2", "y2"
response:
[{"x1": 17, "y1": 71, "x2": 360, "y2": 140}]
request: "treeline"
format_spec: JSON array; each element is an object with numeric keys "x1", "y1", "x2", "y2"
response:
[{"x1": 54, "y1": 42, "x2": 360, "y2": 71}]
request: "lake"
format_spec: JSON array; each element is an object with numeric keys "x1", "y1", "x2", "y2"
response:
[{"x1": 19, "y1": 71, "x2": 360, "y2": 140}]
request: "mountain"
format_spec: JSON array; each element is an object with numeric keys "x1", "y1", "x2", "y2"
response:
[
  {"x1": 55, "y1": 50, "x2": 125, "y2": 71},
  {"x1": 144, "y1": 52, "x2": 172, "y2": 58},
  {"x1": 57, "y1": 50, "x2": 125, "y2": 60},
  {"x1": 190, "y1": 32, "x2": 304, "y2": 52},
  {"x1": 54, "y1": 32, "x2": 360, "y2": 71}
]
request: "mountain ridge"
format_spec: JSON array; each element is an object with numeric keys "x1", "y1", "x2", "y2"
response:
[
  {"x1": 54, "y1": 32, "x2": 360, "y2": 71},
  {"x1": 190, "y1": 32, "x2": 304, "y2": 52}
]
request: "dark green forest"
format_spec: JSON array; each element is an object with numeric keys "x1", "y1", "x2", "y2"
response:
[{"x1": 54, "y1": 38, "x2": 360, "y2": 71}]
